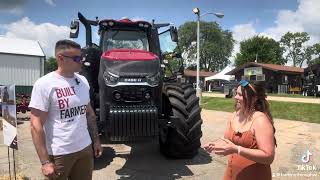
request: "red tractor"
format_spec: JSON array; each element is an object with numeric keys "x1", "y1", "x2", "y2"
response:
[{"x1": 70, "y1": 13, "x2": 202, "y2": 158}]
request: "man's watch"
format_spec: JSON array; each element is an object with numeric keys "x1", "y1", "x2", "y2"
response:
[{"x1": 41, "y1": 160, "x2": 51, "y2": 165}]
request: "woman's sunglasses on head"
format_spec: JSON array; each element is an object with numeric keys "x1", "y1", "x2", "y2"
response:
[{"x1": 238, "y1": 80, "x2": 257, "y2": 93}]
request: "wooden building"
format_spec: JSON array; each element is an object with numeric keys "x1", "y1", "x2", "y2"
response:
[
  {"x1": 226, "y1": 62, "x2": 304, "y2": 94},
  {"x1": 184, "y1": 70, "x2": 216, "y2": 89}
]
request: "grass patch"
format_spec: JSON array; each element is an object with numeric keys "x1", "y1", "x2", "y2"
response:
[
  {"x1": 201, "y1": 97, "x2": 320, "y2": 123},
  {"x1": 205, "y1": 91, "x2": 224, "y2": 94},
  {"x1": 201, "y1": 96, "x2": 234, "y2": 112},
  {"x1": 267, "y1": 93, "x2": 317, "y2": 99}
]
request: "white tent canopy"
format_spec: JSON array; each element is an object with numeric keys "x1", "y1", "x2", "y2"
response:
[{"x1": 205, "y1": 65, "x2": 234, "y2": 82}]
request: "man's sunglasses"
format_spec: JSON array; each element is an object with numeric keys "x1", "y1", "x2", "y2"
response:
[
  {"x1": 238, "y1": 79, "x2": 257, "y2": 93},
  {"x1": 61, "y1": 54, "x2": 82, "y2": 63}
]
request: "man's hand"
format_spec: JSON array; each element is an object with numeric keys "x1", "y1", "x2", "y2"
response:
[
  {"x1": 93, "y1": 141, "x2": 103, "y2": 158},
  {"x1": 86, "y1": 103, "x2": 103, "y2": 158},
  {"x1": 41, "y1": 162, "x2": 59, "y2": 178}
]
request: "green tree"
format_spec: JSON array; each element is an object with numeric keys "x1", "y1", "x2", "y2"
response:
[
  {"x1": 309, "y1": 43, "x2": 320, "y2": 65},
  {"x1": 280, "y1": 32, "x2": 310, "y2": 67},
  {"x1": 309, "y1": 58, "x2": 320, "y2": 65},
  {"x1": 178, "y1": 21, "x2": 234, "y2": 72},
  {"x1": 235, "y1": 36, "x2": 285, "y2": 67},
  {"x1": 45, "y1": 57, "x2": 57, "y2": 74},
  {"x1": 304, "y1": 46, "x2": 315, "y2": 66}
]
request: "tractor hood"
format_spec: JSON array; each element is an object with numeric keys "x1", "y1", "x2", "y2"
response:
[{"x1": 101, "y1": 49, "x2": 160, "y2": 77}]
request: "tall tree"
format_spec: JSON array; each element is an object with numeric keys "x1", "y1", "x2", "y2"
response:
[
  {"x1": 308, "y1": 43, "x2": 320, "y2": 65},
  {"x1": 280, "y1": 32, "x2": 310, "y2": 67},
  {"x1": 235, "y1": 36, "x2": 285, "y2": 67},
  {"x1": 44, "y1": 57, "x2": 57, "y2": 74},
  {"x1": 178, "y1": 21, "x2": 234, "y2": 72}
]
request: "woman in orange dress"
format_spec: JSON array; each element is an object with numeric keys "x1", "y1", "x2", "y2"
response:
[{"x1": 204, "y1": 80, "x2": 276, "y2": 180}]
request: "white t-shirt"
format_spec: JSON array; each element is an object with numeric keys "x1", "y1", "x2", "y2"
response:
[{"x1": 29, "y1": 71, "x2": 92, "y2": 155}]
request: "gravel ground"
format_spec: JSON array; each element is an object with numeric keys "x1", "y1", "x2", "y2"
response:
[{"x1": 0, "y1": 110, "x2": 320, "y2": 180}]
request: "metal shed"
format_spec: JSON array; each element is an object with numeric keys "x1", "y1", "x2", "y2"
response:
[{"x1": 0, "y1": 37, "x2": 45, "y2": 93}]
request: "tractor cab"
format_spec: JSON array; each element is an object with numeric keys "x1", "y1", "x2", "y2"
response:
[{"x1": 98, "y1": 18, "x2": 161, "y2": 82}]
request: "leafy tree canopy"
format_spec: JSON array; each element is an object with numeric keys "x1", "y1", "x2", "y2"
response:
[{"x1": 235, "y1": 36, "x2": 285, "y2": 67}]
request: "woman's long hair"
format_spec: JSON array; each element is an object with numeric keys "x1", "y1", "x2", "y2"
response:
[{"x1": 236, "y1": 81, "x2": 277, "y2": 146}]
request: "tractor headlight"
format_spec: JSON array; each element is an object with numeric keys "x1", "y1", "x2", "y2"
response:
[
  {"x1": 146, "y1": 73, "x2": 160, "y2": 86},
  {"x1": 103, "y1": 71, "x2": 119, "y2": 86}
]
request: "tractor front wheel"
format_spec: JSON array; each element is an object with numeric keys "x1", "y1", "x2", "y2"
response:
[{"x1": 160, "y1": 84, "x2": 202, "y2": 159}]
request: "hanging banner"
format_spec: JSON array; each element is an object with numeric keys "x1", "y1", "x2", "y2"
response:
[
  {"x1": 0, "y1": 85, "x2": 18, "y2": 150},
  {"x1": 244, "y1": 67, "x2": 263, "y2": 76}
]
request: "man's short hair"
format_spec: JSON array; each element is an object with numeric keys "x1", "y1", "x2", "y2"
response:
[{"x1": 55, "y1": 39, "x2": 81, "y2": 55}]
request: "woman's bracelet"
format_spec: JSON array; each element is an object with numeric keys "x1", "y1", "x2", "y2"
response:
[{"x1": 237, "y1": 145, "x2": 241, "y2": 155}]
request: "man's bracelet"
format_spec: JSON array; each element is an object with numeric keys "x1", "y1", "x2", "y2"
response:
[
  {"x1": 41, "y1": 160, "x2": 51, "y2": 165},
  {"x1": 237, "y1": 145, "x2": 241, "y2": 155}
]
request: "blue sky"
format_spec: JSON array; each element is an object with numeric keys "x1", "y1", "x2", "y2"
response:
[
  {"x1": 0, "y1": 0, "x2": 297, "y2": 30},
  {"x1": 1, "y1": 0, "x2": 320, "y2": 65}
]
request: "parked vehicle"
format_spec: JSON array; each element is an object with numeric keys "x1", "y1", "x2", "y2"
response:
[{"x1": 302, "y1": 64, "x2": 320, "y2": 97}]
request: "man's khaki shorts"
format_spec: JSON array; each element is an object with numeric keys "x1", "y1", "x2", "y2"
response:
[{"x1": 48, "y1": 144, "x2": 94, "y2": 180}]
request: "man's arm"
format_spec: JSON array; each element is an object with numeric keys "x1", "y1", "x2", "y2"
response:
[
  {"x1": 86, "y1": 103, "x2": 102, "y2": 158},
  {"x1": 86, "y1": 103, "x2": 99, "y2": 143},
  {"x1": 30, "y1": 108, "x2": 49, "y2": 163}
]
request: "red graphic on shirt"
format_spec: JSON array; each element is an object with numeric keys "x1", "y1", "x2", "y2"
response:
[
  {"x1": 56, "y1": 87, "x2": 76, "y2": 98},
  {"x1": 55, "y1": 86, "x2": 87, "y2": 120},
  {"x1": 55, "y1": 87, "x2": 76, "y2": 108}
]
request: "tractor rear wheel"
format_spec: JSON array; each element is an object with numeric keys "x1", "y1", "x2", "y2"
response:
[{"x1": 160, "y1": 83, "x2": 202, "y2": 158}]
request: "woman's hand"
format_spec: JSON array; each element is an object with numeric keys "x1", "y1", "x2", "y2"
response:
[
  {"x1": 203, "y1": 142, "x2": 215, "y2": 153},
  {"x1": 213, "y1": 138, "x2": 237, "y2": 156}
]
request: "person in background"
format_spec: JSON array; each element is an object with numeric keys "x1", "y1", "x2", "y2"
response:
[{"x1": 2, "y1": 87, "x2": 9, "y2": 104}]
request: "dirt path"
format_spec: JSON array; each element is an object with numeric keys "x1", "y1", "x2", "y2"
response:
[
  {"x1": 0, "y1": 110, "x2": 320, "y2": 179},
  {"x1": 203, "y1": 92, "x2": 320, "y2": 104}
]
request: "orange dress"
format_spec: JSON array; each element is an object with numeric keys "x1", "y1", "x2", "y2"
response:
[{"x1": 223, "y1": 122, "x2": 271, "y2": 180}]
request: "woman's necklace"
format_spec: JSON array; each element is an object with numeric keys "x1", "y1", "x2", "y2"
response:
[{"x1": 235, "y1": 112, "x2": 248, "y2": 137}]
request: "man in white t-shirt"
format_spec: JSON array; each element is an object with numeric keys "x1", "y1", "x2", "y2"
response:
[{"x1": 29, "y1": 39, "x2": 102, "y2": 180}]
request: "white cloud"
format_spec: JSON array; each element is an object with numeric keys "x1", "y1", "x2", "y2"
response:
[
  {"x1": 1, "y1": 17, "x2": 69, "y2": 57},
  {"x1": 263, "y1": 0, "x2": 320, "y2": 42},
  {"x1": 230, "y1": 23, "x2": 257, "y2": 64},
  {"x1": 232, "y1": 23, "x2": 257, "y2": 43},
  {"x1": 44, "y1": 0, "x2": 56, "y2": 6},
  {"x1": 229, "y1": 0, "x2": 320, "y2": 66}
]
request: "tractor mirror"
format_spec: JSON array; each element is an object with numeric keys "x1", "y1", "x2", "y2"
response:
[
  {"x1": 70, "y1": 20, "x2": 79, "y2": 38},
  {"x1": 170, "y1": 26, "x2": 178, "y2": 42}
]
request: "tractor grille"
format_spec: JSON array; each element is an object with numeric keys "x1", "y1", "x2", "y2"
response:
[
  {"x1": 118, "y1": 86, "x2": 150, "y2": 102},
  {"x1": 108, "y1": 105, "x2": 158, "y2": 141}
]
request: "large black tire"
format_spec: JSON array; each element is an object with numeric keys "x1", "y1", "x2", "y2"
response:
[{"x1": 159, "y1": 83, "x2": 202, "y2": 159}]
